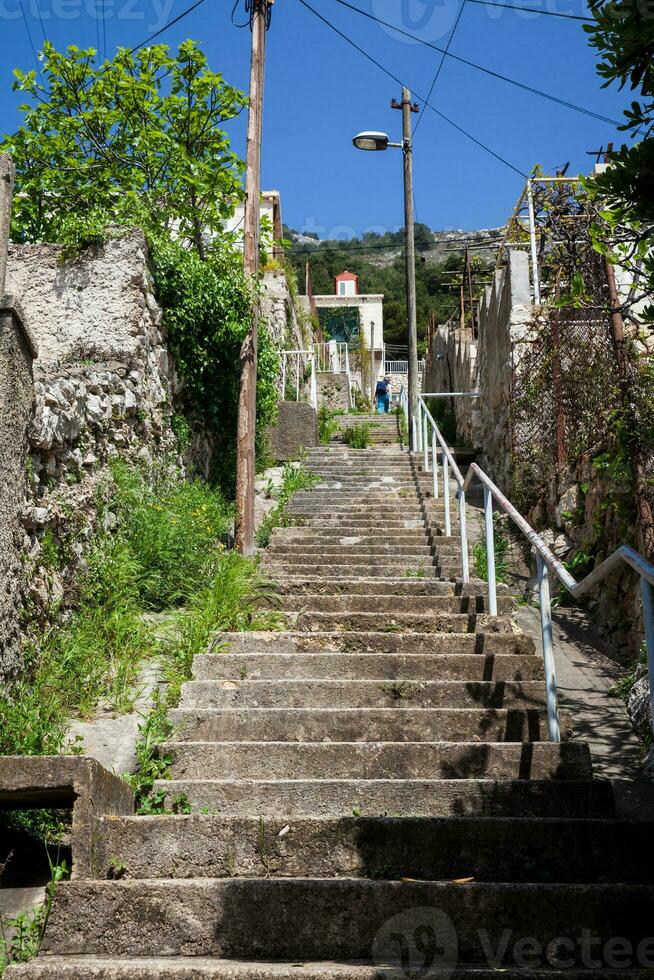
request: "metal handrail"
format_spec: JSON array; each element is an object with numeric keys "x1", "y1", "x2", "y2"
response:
[
  {"x1": 416, "y1": 392, "x2": 654, "y2": 745},
  {"x1": 281, "y1": 349, "x2": 317, "y2": 409}
]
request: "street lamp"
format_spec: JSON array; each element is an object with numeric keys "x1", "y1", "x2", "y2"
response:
[{"x1": 352, "y1": 88, "x2": 420, "y2": 450}]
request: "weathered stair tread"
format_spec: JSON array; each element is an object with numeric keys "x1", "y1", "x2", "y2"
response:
[
  {"x1": 11, "y1": 960, "x2": 654, "y2": 979},
  {"x1": 36, "y1": 880, "x2": 652, "y2": 960},
  {"x1": 168, "y1": 707, "x2": 552, "y2": 743},
  {"x1": 92, "y1": 814, "x2": 654, "y2": 882},
  {"x1": 162, "y1": 740, "x2": 592, "y2": 781},
  {"x1": 210, "y1": 632, "x2": 536, "y2": 656},
  {"x1": 153, "y1": 777, "x2": 614, "y2": 818},
  {"x1": 192, "y1": 651, "x2": 542, "y2": 682},
  {"x1": 179, "y1": 679, "x2": 548, "y2": 710}
]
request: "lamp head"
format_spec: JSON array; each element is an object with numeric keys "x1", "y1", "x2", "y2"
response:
[{"x1": 352, "y1": 131, "x2": 390, "y2": 152}]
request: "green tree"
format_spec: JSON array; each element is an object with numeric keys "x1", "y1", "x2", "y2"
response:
[
  {"x1": 4, "y1": 43, "x2": 278, "y2": 491},
  {"x1": 4, "y1": 41, "x2": 247, "y2": 257},
  {"x1": 585, "y1": 0, "x2": 654, "y2": 319}
]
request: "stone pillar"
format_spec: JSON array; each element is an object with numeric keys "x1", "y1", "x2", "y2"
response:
[{"x1": 0, "y1": 154, "x2": 38, "y2": 679}]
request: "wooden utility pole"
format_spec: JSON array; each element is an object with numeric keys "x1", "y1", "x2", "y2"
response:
[
  {"x1": 235, "y1": 0, "x2": 271, "y2": 555},
  {"x1": 393, "y1": 88, "x2": 419, "y2": 448}
]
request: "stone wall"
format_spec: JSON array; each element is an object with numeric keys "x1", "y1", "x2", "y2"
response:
[
  {"x1": 424, "y1": 247, "x2": 650, "y2": 656},
  {"x1": 2, "y1": 233, "x2": 188, "y2": 667},
  {"x1": 0, "y1": 300, "x2": 37, "y2": 678},
  {"x1": 424, "y1": 250, "x2": 531, "y2": 484}
]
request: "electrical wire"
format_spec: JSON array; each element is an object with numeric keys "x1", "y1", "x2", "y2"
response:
[
  {"x1": 127, "y1": 0, "x2": 207, "y2": 53},
  {"x1": 18, "y1": 0, "x2": 42, "y2": 75},
  {"x1": 466, "y1": 0, "x2": 592, "y2": 21},
  {"x1": 329, "y1": 0, "x2": 623, "y2": 128},
  {"x1": 288, "y1": 236, "x2": 505, "y2": 254},
  {"x1": 297, "y1": 0, "x2": 527, "y2": 177},
  {"x1": 102, "y1": 0, "x2": 108, "y2": 62},
  {"x1": 413, "y1": 0, "x2": 466, "y2": 139},
  {"x1": 35, "y1": 0, "x2": 47, "y2": 43}
]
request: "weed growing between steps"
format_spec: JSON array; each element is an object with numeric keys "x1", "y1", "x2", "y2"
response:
[
  {"x1": 341, "y1": 423, "x2": 374, "y2": 450},
  {"x1": 318, "y1": 406, "x2": 343, "y2": 445},
  {"x1": 255, "y1": 463, "x2": 320, "y2": 548},
  {"x1": 0, "y1": 462, "x2": 232, "y2": 757},
  {"x1": 0, "y1": 852, "x2": 69, "y2": 978}
]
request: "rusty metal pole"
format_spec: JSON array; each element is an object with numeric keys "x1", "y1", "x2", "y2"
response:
[{"x1": 235, "y1": 0, "x2": 269, "y2": 555}]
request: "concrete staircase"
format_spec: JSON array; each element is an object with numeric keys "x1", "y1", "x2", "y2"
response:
[{"x1": 9, "y1": 424, "x2": 654, "y2": 978}]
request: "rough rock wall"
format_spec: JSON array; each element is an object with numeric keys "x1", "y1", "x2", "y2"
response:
[
  {"x1": 261, "y1": 269, "x2": 316, "y2": 401},
  {"x1": 4, "y1": 233, "x2": 186, "y2": 644},
  {"x1": 0, "y1": 301, "x2": 37, "y2": 678},
  {"x1": 424, "y1": 247, "x2": 649, "y2": 655},
  {"x1": 424, "y1": 250, "x2": 531, "y2": 481}
]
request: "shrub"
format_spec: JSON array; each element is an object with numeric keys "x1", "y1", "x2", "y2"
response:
[{"x1": 342, "y1": 423, "x2": 372, "y2": 450}]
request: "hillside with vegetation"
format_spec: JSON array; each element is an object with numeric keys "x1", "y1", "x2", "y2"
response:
[{"x1": 284, "y1": 223, "x2": 499, "y2": 348}]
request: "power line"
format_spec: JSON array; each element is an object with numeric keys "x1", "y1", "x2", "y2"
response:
[
  {"x1": 18, "y1": 0, "x2": 42, "y2": 76},
  {"x1": 101, "y1": 0, "x2": 108, "y2": 62},
  {"x1": 297, "y1": 0, "x2": 527, "y2": 177},
  {"x1": 413, "y1": 0, "x2": 466, "y2": 139},
  {"x1": 289, "y1": 236, "x2": 505, "y2": 254},
  {"x1": 466, "y1": 0, "x2": 593, "y2": 21},
  {"x1": 35, "y1": 0, "x2": 47, "y2": 43},
  {"x1": 127, "y1": 0, "x2": 207, "y2": 53},
  {"x1": 330, "y1": 0, "x2": 623, "y2": 128}
]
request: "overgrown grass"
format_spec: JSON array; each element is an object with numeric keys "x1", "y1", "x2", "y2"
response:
[
  {"x1": 126, "y1": 551, "x2": 282, "y2": 813},
  {"x1": 255, "y1": 463, "x2": 320, "y2": 548},
  {"x1": 0, "y1": 852, "x2": 69, "y2": 978},
  {"x1": 318, "y1": 406, "x2": 342, "y2": 445},
  {"x1": 0, "y1": 461, "x2": 232, "y2": 756}
]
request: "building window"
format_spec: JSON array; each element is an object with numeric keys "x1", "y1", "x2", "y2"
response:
[{"x1": 338, "y1": 280, "x2": 355, "y2": 297}]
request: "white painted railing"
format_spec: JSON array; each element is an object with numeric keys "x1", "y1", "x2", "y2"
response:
[
  {"x1": 413, "y1": 392, "x2": 654, "y2": 745},
  {"x1": 281, "y1": 350, "x2": 317, "y2": 409}
]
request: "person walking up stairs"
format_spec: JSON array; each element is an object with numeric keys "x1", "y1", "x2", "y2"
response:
[{"x1": 9, "y1": 413, "x2": 654, "y2": 978}]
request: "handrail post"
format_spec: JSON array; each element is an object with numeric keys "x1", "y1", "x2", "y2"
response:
[
  {"x1": 423, "y1": 412, "x2": 429, "y2": 472},
  {"x1": 414, "y1": 399, "x2": 424, "y2": 453},
  {"x1": 537, "y1": 554, "x2": 561, "y2": 743},
  {"x1": 641, "y1": 576, "x2": 654, "y2": 742},
  {"x1": 310, "y1": 353, "x2": 317, "y2": 409},
  {"x1": 459, "y1": 488, "x2": 470, "y2": 583},
  {"x1": 483, "y1": 485, "x2": 498, "y2": 615},
  {"x1": 281, "y1": 352, "x2": 286, "y2": 399},
  {"x1": 443, "y1": 452, "x2": 451, "y2": 537},
  {"x1": 431, "y1": 428, "x2": 438, "y2": 499}
]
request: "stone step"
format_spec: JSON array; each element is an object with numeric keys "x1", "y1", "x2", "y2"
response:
[
  {"x1": 163, "y1": 742, "x2": 592, "y2": 782},
  {"x1": 13, "y1": 960, "x2": 654, "y2": 979},
  {"x1": 279, "y1": 612, "x2": 512, "y2": 634},
  {"x1": 210, "y1": 631, "x2": 535, "y2": 657},
  {"x1": 273, "y1": 528, "x2": 427, "y2": 541},
  {"x1": 262, "y1": 553, "x2": 436, "y2": 567},
  {"x1": 277, "y1": 595, "x2": 513, "y2": 614},
  {"x1": 169, "y1": 707, "x2": 550, "y2": 744},
  {"x1": 153, "y1": 778, "x2": 612, "y2": 818},
  {"x1": 39, "y1": 877, "x2": 654, "y2": 963},
  {"x1": 90, "y1": 814, "x2": 654, "y2": 884},
  {"x1": 192, "y1": 651, "x2": 541, "y2": 682},
  {"x1": 267, "y1": 543, "x2": 434, "y2": 557},
  {"x1": 263, "y1": 563, "x2": 439, "y2": 578},
  {"x1": 270, "y1": 579, "x2": 491, "y2": 596},
  {"x1": 178, "y1": 679, "x2": 546, "y2": 711}
]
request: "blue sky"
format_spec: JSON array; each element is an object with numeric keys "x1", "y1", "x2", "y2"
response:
[{"x1": 0, "y1": 0, "x2": 633, "y2": 236}]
